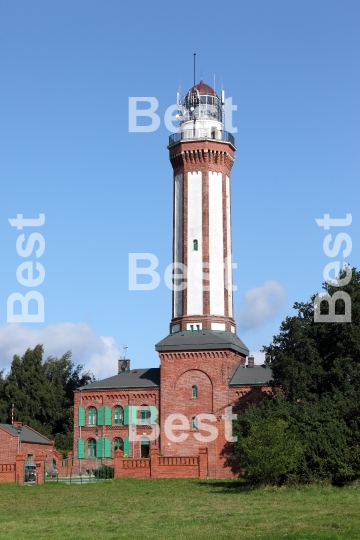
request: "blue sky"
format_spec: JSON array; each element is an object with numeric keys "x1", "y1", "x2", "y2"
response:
[{"x1": 0, "y1": 1, "x2": 359, "y2": 378}]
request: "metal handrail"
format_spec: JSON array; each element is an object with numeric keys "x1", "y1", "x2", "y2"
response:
[{"x1": 169, "y1": 130, "x2": 235, "y2": 147}]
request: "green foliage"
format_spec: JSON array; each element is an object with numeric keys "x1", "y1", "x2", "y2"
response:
[
  {"x1": 92, "y1": 464, "x2": 114, "y2": 479},
  {"x1": 0, "y1": 345, "x2": 94, "y2": 445},
  {"x1": 235, "y1": 267, "x2": 360, "y2": 484},
  {"x1": 235, "y1": 416, "x2": 303, "y2": 484},
  {"x1": 54, "y1": 433, "x2": 74, "y2": 456}
]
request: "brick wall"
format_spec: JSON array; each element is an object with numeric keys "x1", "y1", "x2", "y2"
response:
[
  {"x1": 0, "y1": 463, "x2": 16, "y2": 483},
  {"x1": 113, "y1": 446, "x2": 207, "y2": 479},
  {"x1": 0, "y1": 427, "x2": 18, "y2": 463},
  {"x1": 159, "y1": 349, "x2": 244, "y2": 459}
]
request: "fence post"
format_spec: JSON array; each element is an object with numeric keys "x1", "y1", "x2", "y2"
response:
[
  {"x1": 35, "y1": 454, "x2": 45, "y2": 485},
  {"x1": 15, "y1": 453, "x2": 26, "y2": 484},
  {"x1": 67, "y1": 452, "x2": 73, "y2": 477},
  {"x1": 114, "y1": 449, "x2": 124, "y2": 479},
  {"x1": 150, "y1": 446, "x2": 159, "y2": 478},
  {"x1": 198, "y1": 446, "x2": 208, "y2": 479}
]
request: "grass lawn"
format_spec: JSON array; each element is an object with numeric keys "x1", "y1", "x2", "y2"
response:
[{"x1": 0, "y1": 479, "x2": 359, "y2": 539}]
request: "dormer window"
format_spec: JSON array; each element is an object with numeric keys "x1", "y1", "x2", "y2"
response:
[{"x1": 193, "y1": 239, "x2": 198, "y2": 251}]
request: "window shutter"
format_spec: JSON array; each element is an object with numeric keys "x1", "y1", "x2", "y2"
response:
[
  {"x1": 78, "y1": 406, "x2": 85, "y2": 427},
  {"x1": 104, "y1": 406, "x2": 111, "y2": 426},
  {"x1": 77, "y1": 438, "x2": 84, "y2": 459},
  {"x1": 124, "y1": 436, "x2": 130, "y2": 456},
  {"x1": 104, "y1": 437, "x2": 111, "y2": 458},
  {"x1": 97, "y1": 406, "x2": 104, "y2": 426},
  {"x1": 124, "y1": 405, "x2": 129, "y2": 425},
  {"x1": 150, "y1": 405, "x2": 158, "y2": 425},
  {"x1": 97, "y1": 437, "x2": 103, "y2": 458}
]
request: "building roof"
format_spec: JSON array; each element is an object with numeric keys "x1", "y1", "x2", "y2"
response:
[
  {"x1": 77, "y1": 368, "x2": 160, "y2": 391},
  {"x1": 0, "y1": 424, "x2": 53, "y2": 445},
  {"x1": 188, "y1": 81, "x2": 217, "y2": 97},
  {"x1": 229, "y1": 365, "x2": 273, "y2": 386},
  {"x1": 155, "y1": 330, "x2": 249, "y2": 356}
]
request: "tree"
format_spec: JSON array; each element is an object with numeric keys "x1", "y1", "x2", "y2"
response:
[
  {"x1": 0, "y1": 345, "x2": 94, "y2": 447},
  {"x1": 235, "y1": 415, "x2": 303, "y2": 484},
  {"x1": 235, "y1": 268, "x2": 360, "y2": 484}
]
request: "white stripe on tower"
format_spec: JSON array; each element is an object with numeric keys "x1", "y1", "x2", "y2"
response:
[
  {"x1": 226, "y1": 175, "x2": 233, "y2": 317},
  {"x1": 187, "y1": 171, "x2": 203, "y2": 315},
  {"x1": 173, "y1": 174, "x2": 183, "y2": 318},
  {"x1": 209, "y1": 171, "x2": 225, "y2": 315}
]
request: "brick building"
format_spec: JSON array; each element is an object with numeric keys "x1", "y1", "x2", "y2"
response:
[
  {"x1": 0, "y1": 422, "x2": 56, "y2": 464},
  {"x1": 73, "y1": 80, "x2": 272, "y2": 478}
]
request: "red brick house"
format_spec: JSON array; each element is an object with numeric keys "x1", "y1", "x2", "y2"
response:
[
  {"x1": 0, "y1": 422, "x2": 56, "y2": 464},
  {"x1": 73, "y1": 80, "x2": 273, "y2": 478}
]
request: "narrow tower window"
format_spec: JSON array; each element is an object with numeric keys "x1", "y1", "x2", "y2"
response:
[
  {"x1": 193, "y1": 239, "x2": 198, "y2": 251},
  {"x1": 192, "y1": 416, "x2": 198, "y2": 430},
  {"x1": 192, "y1": 386, "x2": 198, "y2": 399}
]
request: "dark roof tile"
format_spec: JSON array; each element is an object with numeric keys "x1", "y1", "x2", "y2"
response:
[
  {"x1": 229, "y1": 365, "x2": 273, "y2": 386},
  {"x1": 77, "y1": 368, "x2": 160, "y2": 391},
  {"x1": 155, "y1": 330, "x2": 249, "y2": 356},
  {"x1": 0, "y1": 424, "x2": 53, "y2": 445}
]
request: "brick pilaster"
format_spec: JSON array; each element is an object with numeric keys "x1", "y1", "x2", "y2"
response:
[
  {"x1": 150, "y1": 445, "x2": 159, "y2": 478},
  {"x1": 15, "y1": 453, "x2": 26, "y2": 484},
  {"x1": 198, "y1": 446, "x2": 208, "y2": 478}
]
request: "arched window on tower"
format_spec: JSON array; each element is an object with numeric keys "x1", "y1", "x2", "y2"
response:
[
  {"x1": 88, "y1": 407, "x2": 97, "y2": 426},
  {"x1": 192, "y1": 386, "x2": 198, "y2": 399},
  {"x1": 193, "y1": 239, "x2": 198, "y2": 251},
  {"x1": 192, "y1": 416, "x2": 198, "y2": 430}
]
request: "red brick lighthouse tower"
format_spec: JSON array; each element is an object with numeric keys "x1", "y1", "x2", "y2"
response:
[
  {"x1": 169, "y1": 81, "x2": 236, "y2": 334},
  {"x1": 156, "y1": 79, "x2": 249, "y2": 475}
]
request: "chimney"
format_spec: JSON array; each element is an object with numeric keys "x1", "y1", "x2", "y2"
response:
[
  {"x1": 247, "y1": 356, "x2": 255, "y2": 368},
  {"x1": 118, "y1": 359, "x2": 130, "y2": 374},
  {"x1": 13, "y1": 421, "x2": 23, "y2": 428}
]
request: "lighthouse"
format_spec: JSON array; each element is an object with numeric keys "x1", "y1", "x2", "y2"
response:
[
  {"x1": 156, "y1": 78, "x2": 249, "y2": 466},
  {"x1": 169, "y1": 80, "x2": 237, "y2": 334}
]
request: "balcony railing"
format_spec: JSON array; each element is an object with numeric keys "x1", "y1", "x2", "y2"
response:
[{"x1": 169, "y1": 129, "x2": 235, "y2": 147}]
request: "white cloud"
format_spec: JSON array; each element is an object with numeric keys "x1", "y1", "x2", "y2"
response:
[
  {"x1": 237, "y1": 280, "x2": 286, "y2": 332},
  {"x1": 0, "y1": 322, "x2": 120, "y2": 379}
]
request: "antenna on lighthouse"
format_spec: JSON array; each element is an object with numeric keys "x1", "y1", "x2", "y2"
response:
[{"x1": 193, "y1": 53, "x2": 196, "y2": 86}]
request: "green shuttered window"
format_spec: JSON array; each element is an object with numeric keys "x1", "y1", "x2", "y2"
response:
[
  {"x1": 104, "y1": 437, "x2": 111, "y2": 458},
  {"x1": 150, "y1": 405, "x2": 158, "y2": 424},
  {"x1": 78, "y1": 406, "x2": 85, "y2": 427},
  {"x1": 124, "y1": 436, "x2": 130, "y2": 456},
  {"x1": 78, "y1": 438, "x2": 84, "y2": 459},
  {"x1": 95, "y1": 437, "x2": 111, "y2": 458},
  {"x1": 97, "y1": 437, "x2": 103, "y2": 458},
  {"x1": 104, "y1": 406, "x2": 111, "y2": 426},
  {"x1": 97, "y1": 406, "x2": 111, "y2": 426},
  {"x1": 114, "y1": 406, "x2": 123, "y2": 425},
  {"x1": 124, "y1": 405, "x2": 129, "y2": 425},
  {"x1": 97, "y1": 406, "x2": 104, "y2": 426}
]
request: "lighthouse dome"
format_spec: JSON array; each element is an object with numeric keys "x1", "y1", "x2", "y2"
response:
[
  {"x1": 177, "y1": 79, "x2": 223, "y2": 128},
  {"x1": 188, "y1": 81, "x2": 218, "y2": 97}
]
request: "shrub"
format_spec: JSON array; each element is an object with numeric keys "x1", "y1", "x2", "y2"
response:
[
  {"x1": 92, "y1": 465, "x2": 114, "y2": 479},
  {"x1": 236, "y1": 417, "x2": 303, "y2": 485}
]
